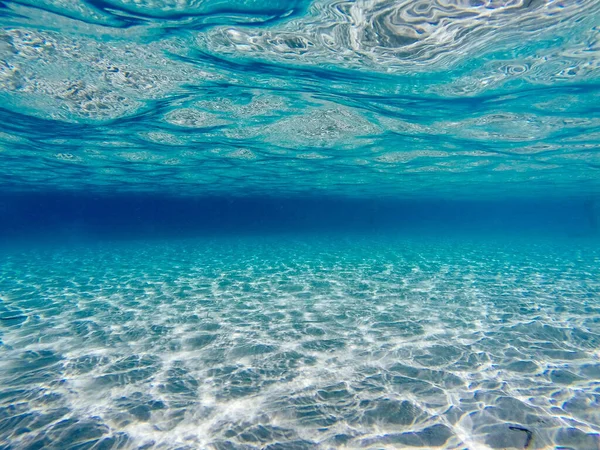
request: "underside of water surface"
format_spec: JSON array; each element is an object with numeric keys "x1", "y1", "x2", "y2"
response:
[
  {"x1": 1, "y1": 0, "x2": 600, "y2": 449},
  {"x1": 0, "y1": 0, "x2": 599, "y2": 199}
]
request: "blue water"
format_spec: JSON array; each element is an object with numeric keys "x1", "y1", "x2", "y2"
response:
[{"x1": 1, "y1": 0, "x2": 600, "y2": 449}]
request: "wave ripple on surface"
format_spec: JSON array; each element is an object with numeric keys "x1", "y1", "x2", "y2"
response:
[{"x1": 0, "y1": 0, "x2": 599, "y2": 197}]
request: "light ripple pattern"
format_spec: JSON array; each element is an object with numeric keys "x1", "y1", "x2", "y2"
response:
[{"x1": 1, "y1": 236, "x2": 600, "y2": 449}]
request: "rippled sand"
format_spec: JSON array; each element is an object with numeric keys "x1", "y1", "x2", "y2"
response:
[{"x1": 1, "y1": 236, "x2": 599, "y2": 449}]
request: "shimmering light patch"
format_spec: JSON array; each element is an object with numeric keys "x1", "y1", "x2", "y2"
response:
[{"x1": 1, "y1": 237, "x2": 599, "y2": 448}]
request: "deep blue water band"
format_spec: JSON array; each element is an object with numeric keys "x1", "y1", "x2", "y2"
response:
[{"x1": 0, "y1": 193, "x2": 598, "y2": 239}]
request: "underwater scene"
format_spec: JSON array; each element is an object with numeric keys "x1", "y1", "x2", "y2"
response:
[{"x1": 1, "y1": 0, "x2": 600, "y2": 449}]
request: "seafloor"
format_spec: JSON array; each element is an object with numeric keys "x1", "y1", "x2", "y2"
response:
[{"x1": 1, "y1": 235, "x2": 599, "y2": 449}]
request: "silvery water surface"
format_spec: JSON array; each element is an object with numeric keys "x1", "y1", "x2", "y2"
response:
[{"x1": 1, "y1": 0, "x2": 600, "y2": 449}]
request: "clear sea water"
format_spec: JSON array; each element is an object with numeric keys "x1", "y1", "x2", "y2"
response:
[{"x1": 1, "y1": 1, "x2": 600, "y2": 449}]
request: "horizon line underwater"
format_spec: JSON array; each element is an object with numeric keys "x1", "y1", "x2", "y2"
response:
[{"x1": 1, "y1": 0, "x2": 600, "y2": 449}]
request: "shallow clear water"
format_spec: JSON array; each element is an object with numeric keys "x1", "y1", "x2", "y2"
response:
[
  {"x1": 1, "y1": 1, "x2": 600, "y2": 449},
  {"x1": 1, "y1": 236, "x2": 600, "y2": 449}
]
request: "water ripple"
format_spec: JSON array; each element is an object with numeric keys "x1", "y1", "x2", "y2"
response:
[{"x1": 0, "y1": 0, "x2": 599, "y2": 196}]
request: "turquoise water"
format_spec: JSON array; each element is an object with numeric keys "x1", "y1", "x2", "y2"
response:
[
  {"x1": 0, "y1": 0, "x2": 599, "y2": 198},
  {"x1": 1, "y1": 236, "x2": 600, "y2": 449},
  {"x1": 1, "y1": 0, "x2": 600, "y2": 449}
]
